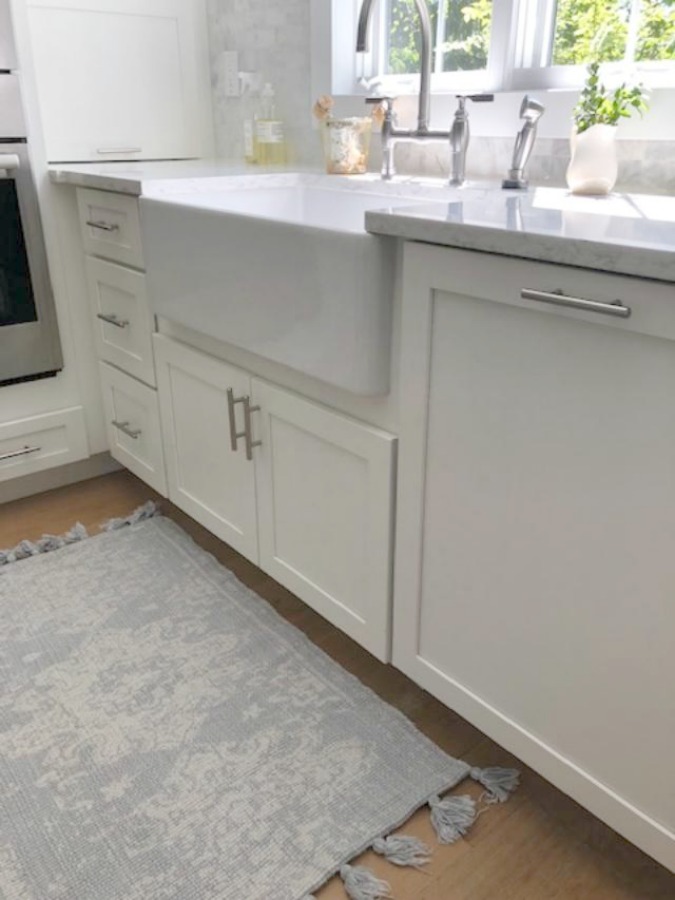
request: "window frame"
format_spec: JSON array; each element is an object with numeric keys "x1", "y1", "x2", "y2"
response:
[{"x1": 331, "y1": 0, "x2": 675, "y2": 96}]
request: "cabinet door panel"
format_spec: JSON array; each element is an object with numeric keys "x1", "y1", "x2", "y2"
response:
[
  {"x1": 395, "y1": 242, "x2": 675, "y2": 870},
  {"x1": 27, "y1": 0, "x2": 201, "y2": 161},
  {"x1": 253, "y1": 380, "x2": 396, "y2": 661},
  {"x1": 154, "y1": 336, "x2": 258, "y2": 562}
]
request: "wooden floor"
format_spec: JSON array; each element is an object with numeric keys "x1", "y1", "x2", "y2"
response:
[{"x1": 2, "y1": 469, "x2": 674, "y2": 899}]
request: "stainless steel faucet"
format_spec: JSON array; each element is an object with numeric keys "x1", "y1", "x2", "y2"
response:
[
  {"x1": 502, "y1": 95, "x2": 545, "y2": 189},
  {"x1": 356, "y1": 0, "x2": 493, "y2": 183},
  {"x1": 449, "y1": 94, "x2": 494, "y2": 186}
]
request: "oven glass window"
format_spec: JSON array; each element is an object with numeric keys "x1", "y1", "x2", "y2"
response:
[{"x1": 0, "y1": 179, "x2": 38, "y2": 326}]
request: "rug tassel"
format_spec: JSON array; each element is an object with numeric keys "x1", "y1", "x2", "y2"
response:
[
  {"x1": 340, "y1": 864, "x2": 392, "y2": 900},
  {"x1": 0, "y1": 522, "x2": 88, "y2": 567},
  {"x1": 470, "y1": 766, "x2": 520, "y2": 803},
  {"x1": 101, "y1": 501, "x2": 160, "y2": 532},
  {"x1": 372, "y1": 834, "x2": 432, "y2": 869},
  {"x1": 429, "y1": 794, "x2": 476, "y2": 844}
]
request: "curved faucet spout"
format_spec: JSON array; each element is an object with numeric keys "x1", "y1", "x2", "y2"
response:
[{"x1": 356, "y1": 0, "x2": 432, "y2": 132}]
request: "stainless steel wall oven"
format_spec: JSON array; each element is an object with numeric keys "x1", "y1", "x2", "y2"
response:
[{"x1": 0, "y1": 2, "x2": 63, "y2": 386}]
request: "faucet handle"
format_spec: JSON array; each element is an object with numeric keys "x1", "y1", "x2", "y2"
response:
[
  {"x1": 365, "y1": 96, "x2": 396, "y2": 126},
  {"x1": 463, "y1": 93, "x2": 495, "y2": 103},
  {"x1": 365, "y1": 96, "x2": 396, "y2": 106}
]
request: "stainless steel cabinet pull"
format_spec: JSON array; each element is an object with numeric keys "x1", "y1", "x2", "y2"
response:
[
  {"x1": 97, "y1": 312, "x2": 129, "y2": 328},
  {"x1": 86, "y1": 220, "x2": 120, "y2": 233},
  {"x1": 521, "y1": 288, "x2": 631, "y2": 319},
  {"x1": 243, "y1": 397, "x2": 262, "y2": 461},
  {"x1": 227, "y1": 388, "x2": 247, "y2": 452},
  {"x1": 0, "y1": 445, "x2": 41, "y2": 462},
  {"x1": 111, "y1": 420, "x2": 141, "y2": 439},
  {"x1": 96, "y1": 148, "x2": 142, "y2": 155}
]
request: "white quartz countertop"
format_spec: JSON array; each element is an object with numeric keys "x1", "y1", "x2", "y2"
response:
[
  {"x1": 366, "y1": 187, "x2": 675, "y2": 283},
  {"x1": 48, "y1": 159, "x2": 271, "y2": 195},
  {"x1": 49, "y1": 161, "x2": 675, "y2": 282}
]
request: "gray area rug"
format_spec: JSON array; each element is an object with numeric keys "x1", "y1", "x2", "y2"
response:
[{"x1": 0, "y1": 508, "x2": 518, "y2": 899}]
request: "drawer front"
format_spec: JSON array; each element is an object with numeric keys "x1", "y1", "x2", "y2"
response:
[
  {"x1": 99, "y1": 362, "x2": 166, "y2": 496},
  {"x1": 86, "y1": 256, "x2": 156, "y2": 386},
  {"x1": 408, "y1": 245, "x2": 675, "y2": 343},
  {"x1": 0, "y1": 408, "x2": 89, "y2": 484},
  {"x1": 77, "y1": 188, "x2": 144, "y2": 269}
]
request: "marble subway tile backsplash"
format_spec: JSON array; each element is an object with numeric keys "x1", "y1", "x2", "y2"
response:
[
  {"x1": 207, "y1": 0, "x2": 313, "y2": 164},
  {"x1": 387, "y1": 138, "x2": 675, "y2": 194}
]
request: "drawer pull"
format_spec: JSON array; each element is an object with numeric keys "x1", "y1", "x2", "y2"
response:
[
  {"x1": 226, "y1": 388, "x2": 247, "y2": 452},
  {"x1": 86, "y1": 220, "x2": 120, "y2": 233},
  {"x1": 96, "y1": 148, "x2": 142, "y2": 155},
  {"x1": 521, "y1": 288, "x2": 631, "y2": 319},
  {"x1": 111, "y1": 420, "x2": 141, "y2": 440},
  {"x1": 0, "y1": 445, "x2": 41, "y2": 462},
  {"x1": 97, "y1": 312, "x2": 129, "y2": 329},
  {"x1": 243, "y1": 397, "x2": 262, "y2": 462}
]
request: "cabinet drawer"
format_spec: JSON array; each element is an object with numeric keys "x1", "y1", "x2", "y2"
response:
[
  {"x1": 0, "y1": 408, "x2": 89, "y2": 483},
  {"x1": 428, "y1": 246, "x2": 675, "y2": 342},
  {"x1": 86, "y1": 256, "x2": 156, "y2": 386},
  {"x1": 77, "y1": 188, "x2": 143, "y2": 269},
  {"x1": 99, "y1": 362, "x2": 166, "y2": 496}
]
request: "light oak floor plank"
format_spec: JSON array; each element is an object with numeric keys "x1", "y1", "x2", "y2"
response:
[{"x1": 1, "y1": 470, "x2": 674, "y2": 898}]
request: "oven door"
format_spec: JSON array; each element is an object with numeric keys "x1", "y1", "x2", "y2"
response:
[{"x1": 0, "y1": 142, "x2": 63, "y2": 384}]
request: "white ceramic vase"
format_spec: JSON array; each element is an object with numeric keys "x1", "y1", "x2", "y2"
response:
[{"x1": 566, "y1": 124, "x2": 618, "y2": 196}]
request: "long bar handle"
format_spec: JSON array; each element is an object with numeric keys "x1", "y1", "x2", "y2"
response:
[
  {"x1": 96, "y1": 148, "x2": 142, "y2": 155},
  {"x1": 86, "y1": 220, "x2": 120, "y2": 233},
  {"x1": 227, "y1": 388, "x2": 247, "y2": 452},
  {"x1": 243, "y1": 398, "x2": 262, "y2": 462},
  {"x1": 97, "y1": 312, "x2": 129, "y2": 328},
  {"x1": 521, "y1": 288, "x2": 631, "y2": 319},
  {"x1": 0, "y1": 445, "x2": 41, "y2": 462},
  {"x1": 111, "y1": 420, "x2": 141, "y2": 440}
]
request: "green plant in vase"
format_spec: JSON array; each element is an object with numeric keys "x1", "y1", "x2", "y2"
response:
[
  {"x1": 567, "y1": 62, "x2": 649, "y2": 195},
  {"x1": 573, "y1": 62, "x2": 649, "y2": 133}
]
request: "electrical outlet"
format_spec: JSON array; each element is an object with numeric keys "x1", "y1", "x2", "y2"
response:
[{"x1": 221, "y1": 51, "x2": 240, "y2": 97}]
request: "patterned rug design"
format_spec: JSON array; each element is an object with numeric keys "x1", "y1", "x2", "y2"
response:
[{"x1": 0, "y1": 508, "x2": 518, "y2": 899}]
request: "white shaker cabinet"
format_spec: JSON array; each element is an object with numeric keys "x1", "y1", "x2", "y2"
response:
[
  {"x1": 27, "y1": 0, "x2": 209, "y2": 162},
  {"x1": 253, "y1": 379, "x2": 395, "y2": 660},
  {"x1": 395, "y1": 243, "x2": 675, "y2": 871},
  {"x1": 153, "y1": 334, "x2": 396, "y2": 661},
  {"x1": 154, "y1": 335, "x2": 259, "y2": 562}
]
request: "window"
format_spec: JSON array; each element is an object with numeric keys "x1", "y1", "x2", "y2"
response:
[{"x1": 363, "y1": 0, "x2": 675, "y2": 91}]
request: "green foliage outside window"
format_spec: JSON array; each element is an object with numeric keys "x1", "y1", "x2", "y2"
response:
[
  {"x1": 637, "y1": 0, "x2": 675, "y2": 61},
  {"x1": 387, "y1": 0, "x2": 492, "y2": 74},
  {"x1": 386, "y1": 0, "x2": 675, "y2": 74}
]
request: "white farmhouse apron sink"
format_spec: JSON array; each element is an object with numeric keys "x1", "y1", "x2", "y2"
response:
[{"x1": 140, "y1": 173, "x2": 468, "y2": 395}]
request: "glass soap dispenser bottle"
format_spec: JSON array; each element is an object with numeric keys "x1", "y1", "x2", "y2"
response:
[
  {"x1": 240, "y1": 72, "x2": 262, "y2": 164},
  {"x1": 255, "y1": 83, "x2": 287, "y2": 165}
]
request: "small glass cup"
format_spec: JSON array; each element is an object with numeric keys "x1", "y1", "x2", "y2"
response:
[{"x1": 321, "y1": 116, "x2": 372, "y2": 175}]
